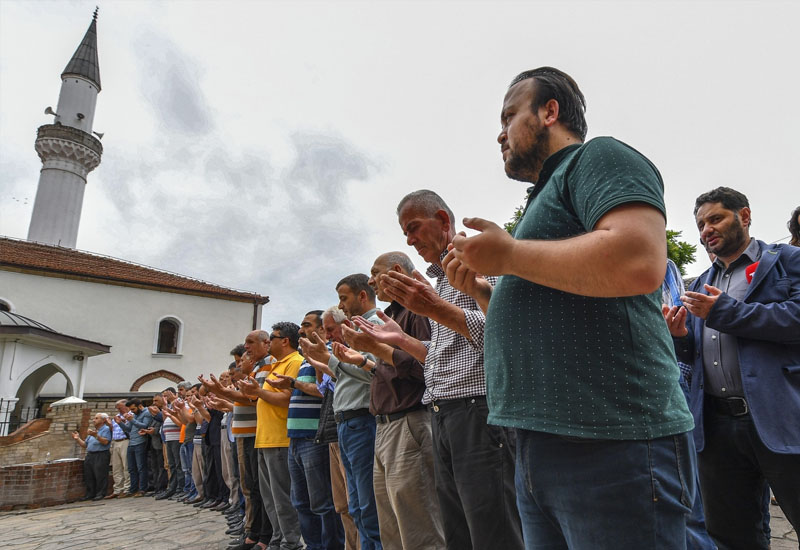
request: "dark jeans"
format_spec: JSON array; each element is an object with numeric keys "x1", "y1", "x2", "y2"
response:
[
  {"x1": 209, "y1": 443, "x2": 229, "y2": 502},
  {"x1": 242, "y1": 436, "x2": 273, "y2": 545},
  {"x1": 699, "y1": 403, "x2": 800, "y2": 550},
  {"x1": 127, "y1": 442, "x2": 148, "y2": 493},
  {"x1": 430, "y1": 396, "x2": 523, "y2": 550},
  {"x1": 515, "y1": 429, "x2": 694, "y2": 550},
  {"x1": 337, "y1": 414, "x2": 381, "y2": 550},
  {"x1": 180, "y1": 441, "x2": 196, "y2": 496},
  {"x1": 165, "y1": 440, "x2": 183, "y2": 492},
  {"x1": 84, "y1": 450, "x2": 110, "y2": 498},
  {"x1": 288, "y1": 438, "x2": 344, "y2": 550},
  {"x1": 148, "y1": 443, "x2": 167, "y2": 492}
]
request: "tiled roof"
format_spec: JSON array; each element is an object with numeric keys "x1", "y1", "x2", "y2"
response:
[
  {"x1": 62, "y1": 15, "x2": 101, "y2": 90},
  {"x1": 0, "y1": 237, "x2": 269, "y2": 304}
]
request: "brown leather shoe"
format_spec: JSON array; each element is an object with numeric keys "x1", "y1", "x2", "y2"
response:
[{"x1": 104, "y1": 493, "x2": 118, "y2": 500}]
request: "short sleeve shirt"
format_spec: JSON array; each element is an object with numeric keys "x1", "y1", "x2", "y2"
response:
[
  {"x1": 484, "y1": 137, "x2": 694, "y2": 440},
  {"x1": 255, "y1": 351, "x2": 304, "y2": 448}
]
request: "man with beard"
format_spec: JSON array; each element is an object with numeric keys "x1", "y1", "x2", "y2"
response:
[
  {"x1": 447, "y1": 67, "x2": 694, "y2": 548},
  {"x1": 664, "y1": 187, "x2": 800, "y2": 549}
]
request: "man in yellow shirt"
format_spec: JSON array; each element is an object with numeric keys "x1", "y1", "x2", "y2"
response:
[{"x1": 240, "y1": 322, "x2": 304, "y2": 550}]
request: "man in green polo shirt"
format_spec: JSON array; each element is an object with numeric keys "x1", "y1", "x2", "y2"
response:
[{"x1": 445, "y1": 67, "x2": 695, "y2": 548}]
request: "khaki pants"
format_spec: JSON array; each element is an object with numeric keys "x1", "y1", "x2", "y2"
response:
[
  {"x1": 221, "y1": 434, "x2": 240, "y2": 504},
  {"x1": 110, "y1": 439, "x2": 130, "y2": 494},
  {"x1": 330, "y1": 442, "x2": 360, "y2": 550},
  {"x1": 374, "y1": 409, "x2": 445, "y2": 550},
  {"x1": 192, "y1": 439, "x2": 205, "y2": 499},
  {"x1": 237, "y1": 438, "x2": 253, "y2": 530}
]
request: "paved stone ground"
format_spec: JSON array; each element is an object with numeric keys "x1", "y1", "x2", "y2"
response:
[{"x1": 0, "y1": 496, "x2": 796, "y2": 549}]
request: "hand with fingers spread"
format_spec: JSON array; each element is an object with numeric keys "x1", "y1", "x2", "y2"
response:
[
  {"x1": 451, "y1": 217, "x2": 516, "y2": 276},
  {"x1": 304, "y1": 355, "x2": 336, "y2": 378},
  {"x1": 662, "y1": 304, "x2": 688, "y2": 337},
  {"x1": 681, "y1": 285, "x2": 722, "y2": 320},
  {"x1": 265, "y1": 374, "x2": 294, "y2": 391},
  {"x1": 332, "y1": 340, "x2": 366, "y2": 366},
  {"x1": 341, "y1": 324, "x2": 380, "y2": 355},
  {"x1": 353, "y1": 311, "x2": 407, "y2": 348},
  {"x1": 299, "y1": 332, "x2": 332, "y2": 364},
  {"x1": 443, "y1": 242, "x2": 493, "y2": 310},
  {"x1": 380, "y1": 270, "x2": 445, "y2": 317},
  {"x1": 237, "y1": 376, "x2": 261, "y2": 397}
]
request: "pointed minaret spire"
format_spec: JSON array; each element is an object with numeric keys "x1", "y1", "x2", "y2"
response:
[
  {"x1": 27, "y1": 12, "x2": 103, "y2": 249},
  {"x1": 62, "y1": 9, "x2": 101, "y2": 91}
]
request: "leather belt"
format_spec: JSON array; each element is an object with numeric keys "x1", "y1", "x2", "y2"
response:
[
  {"x1": 375, "y1": 405, "x2": 425, "y2": 425},
  {"x1": 428, "y1": 395, "x2": 486, "y2": 413},
  {"x1": 708, "y1": 395, "x2": 749, "y2": 417},
  {"x1": 334, "y1": 408, "x2": 370, "y2": 424}
]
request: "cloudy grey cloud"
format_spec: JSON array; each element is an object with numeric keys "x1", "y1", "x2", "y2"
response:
[{"x1": 134, "y1": 30, "x2": 213, "y2": 136}]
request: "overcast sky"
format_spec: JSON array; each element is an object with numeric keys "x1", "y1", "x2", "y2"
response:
[{"x1": 1, "y1": 0, "x2": 798, "y2": 328}]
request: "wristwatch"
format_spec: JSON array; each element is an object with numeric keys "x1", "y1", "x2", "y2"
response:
[{"x1": 289, "y1": 378, "x2": 296, "y2": 389}]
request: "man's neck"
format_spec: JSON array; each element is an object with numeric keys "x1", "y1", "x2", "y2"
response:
[
  {"x1": 717, "y1": 238, "x2": 753, "y2": 268},
  {"x1": 271, "y1": 349, "x2": 294, "y2": 362}
]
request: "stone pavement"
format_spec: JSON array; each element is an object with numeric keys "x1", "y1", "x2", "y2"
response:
[{"x1": 0, "y1": 495, "x2": 796, "y2": 549}]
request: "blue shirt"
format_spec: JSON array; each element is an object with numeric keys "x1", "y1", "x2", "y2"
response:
[
  {"x1": 119, "y1": 408, "x2": 153, "y2": 446},
  {"x1": 87, "y1": 424, "x2": 111, "y2": 452}
]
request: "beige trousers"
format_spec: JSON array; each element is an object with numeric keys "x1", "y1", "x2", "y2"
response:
[
  {"x1": 373, "y1": 409, "x2": 445, "y2": 550},
  {"x1": 110, "y1": 439, "x2": 130, "y2": 494},
  {"x1": 221, "y1": 433, "x2": 240, "y2": 504},
  {"x1": 330, "y1": 441, "x2": 360, "y2": 550},
  {"x1": 192, "y1": 439, "x2": 205, "y2": 499}
]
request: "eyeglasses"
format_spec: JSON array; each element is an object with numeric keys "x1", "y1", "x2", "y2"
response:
[{"x1": 269, "y1": 334, "x2": 286, "y2": 340}]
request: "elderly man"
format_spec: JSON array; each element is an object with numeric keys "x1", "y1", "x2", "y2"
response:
[
  {"x1": 302, "y1": 277, "x2": 383, "y2": 550},
  {"x1": 448, "y1": 67, "x2": 694, "y2": 548},
  {"x1": 381, "y1": 190, "x2": 522, "y2": 550},
  {"x1": 665, "y1": 186, "x2": 800, "y2": 549},
  {"x1": 344, "y1": 251, "x2": 444, "y2": 550},
  {"x1": 73, "y1": 412, "x2": 112, "y2": 501}
]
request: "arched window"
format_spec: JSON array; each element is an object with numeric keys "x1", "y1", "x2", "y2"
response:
[{"x1": 153, "y1": 316, "x2": 183, "y2": 356}]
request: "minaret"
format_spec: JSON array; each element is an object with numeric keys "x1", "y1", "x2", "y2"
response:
[{"x1": 27, "y1": 10, "x2": 103, "y2": 248}]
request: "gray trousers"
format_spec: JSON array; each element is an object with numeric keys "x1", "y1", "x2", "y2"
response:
[
  {"x1": 258, "y1": 447, "x2": 302, "y2": 550},
  {"x1": 374, "y1": 409, "x2": 445, "y2": 550}
]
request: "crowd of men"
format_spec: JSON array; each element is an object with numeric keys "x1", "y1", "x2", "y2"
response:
[{"x1": 74, "y1": 67, "x2": 800, "y2": 550}]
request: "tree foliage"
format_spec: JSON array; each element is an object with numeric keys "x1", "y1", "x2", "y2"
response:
[{"x1": 505, "y1": 201, "x2": 697, "y2": 275}]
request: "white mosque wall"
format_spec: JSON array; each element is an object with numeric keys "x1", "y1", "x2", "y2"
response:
[{"x1": 1, "y1": 269, "x2": 262, "y2": 395}]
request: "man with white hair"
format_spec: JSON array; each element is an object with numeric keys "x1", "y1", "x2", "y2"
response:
[{"x1": 72, "y1": 412, "x2": 112, "y2": 501}]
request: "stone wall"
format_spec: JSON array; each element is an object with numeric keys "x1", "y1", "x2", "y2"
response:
[{"x1": 0, "y1": 459, "x2": 85, "y2": 510}]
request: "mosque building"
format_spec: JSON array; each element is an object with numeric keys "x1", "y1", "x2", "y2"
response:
[{"x1": 0, "y1": 11, "x2": 268, "y2": 435}]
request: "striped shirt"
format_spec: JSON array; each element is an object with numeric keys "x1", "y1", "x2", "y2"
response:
[
  {"x1": 287, "y1": 362, "x2": 323, "y2": 439},
  {"x1": 162, "y1": 409, "x2": 181, "y2": 442},
  {"x1": 232, "y1": 357, "x2": 273, "y2": 438}
]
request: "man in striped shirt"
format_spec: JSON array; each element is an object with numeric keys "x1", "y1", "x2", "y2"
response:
[{"x1": 267, "y1": 310, "x2": 344, "y2": 550}]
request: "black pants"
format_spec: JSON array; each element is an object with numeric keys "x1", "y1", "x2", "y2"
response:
[
  {"x1": 699, "y1": 404, "x2": 800, "y2": 550},
  {"x1": 84, "y1": 450, "x2": 110, "y2": 498},
  {"x1": 242, "y1": 436, "x2": 273, "y2": 545},
  {"x1": 430, "y1": 396, "x2": 523, "y2": 550},
  {"x1": 147, "y1": 443, "x2": 168, "y2": 491},
  {"x1": 165, "y1": 440, "x2": 183, "y2": 492}
]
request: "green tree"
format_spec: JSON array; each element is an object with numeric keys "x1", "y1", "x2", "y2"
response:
[
  {"x1": 505, "y1": 201, "x2": 697, "y2": 275},
  {"x1": 667, "y1": 229, "x2": 697, "y2": 276}
]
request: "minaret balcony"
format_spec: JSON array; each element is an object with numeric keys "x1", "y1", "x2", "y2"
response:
[{"x1": 35, "y1": 124, "x2": 103, "y2": 157}]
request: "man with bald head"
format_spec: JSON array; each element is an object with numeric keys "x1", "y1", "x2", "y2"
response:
[{"x1": 344, "y1": 251, "x2": 444, "y2": 549}]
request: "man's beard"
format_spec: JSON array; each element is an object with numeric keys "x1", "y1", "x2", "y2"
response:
[
  {"x1": 505, "y1": 123, "x2": 549, "y2": 183},
  {"x1": 707, "y1": 214, "x2": 748, "y2": 258}
]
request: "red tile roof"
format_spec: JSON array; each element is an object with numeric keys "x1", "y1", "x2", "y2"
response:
[{"x1": 0, "y1": 237, "x2": 269, "y2": 304}]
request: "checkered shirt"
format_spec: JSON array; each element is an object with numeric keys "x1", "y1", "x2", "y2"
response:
[{"x1": 422, "y1": 251, "x2": 497, "y2": 404}]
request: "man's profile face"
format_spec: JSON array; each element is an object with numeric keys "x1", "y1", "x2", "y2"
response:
[
  {"x1": 299, "y1": 314, "x2": 317, "y2": 339},
  {"x1": 695, "y1": 201, "x2": 750, "y2": 259},
  {"x1": 93, "y1": 414, "x2": 105, "y2": 427},
  {"x1": 369, "y1": 259, "x2": 393, "y2": 302},
  {"x1": 268, "y1": 331, "x2": 288, "y2": 358},
  {"x1": 322, "y1": 315, "x2": 344, "y2": 344},
  {"x1": 498, "y1": 79, "x2": 549, "y2": 183},
  {"x1": 153, "y1": 395, "x2": 164, "y2": 408},
  {"x1": 337, "y1": 284, "x2": 362, "y2": 319},
  {"x1": 219, "y1": 372, "x2": 231, "y2": 387},
  {"x1": 398, "y1": 204, "x2": 449, "y2": 264},
  {"x1": 245, "y1": 331, "x2": 269, "y2": 359},
  {"x1": 115, "y1": 402, "x2": 128, "y2": 415}
]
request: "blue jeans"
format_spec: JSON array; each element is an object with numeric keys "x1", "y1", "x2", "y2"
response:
[
  {"x1": 678, "y1": 377, "x2": 718, "y2": 550},
  {"x1": 337, "y1": 414, "x2": 381, "y2": 550},
  {"x1": 288, "y1": 438, "x2": 344, "y2": 550},
  {"x1": 515, "y1": 429, "x2": 694, "y2": 550},
  {"x1": 180, "y1": 441, "x2": 196, "y2": 496},
  {"x1": 127, "y1": 442, "x2": 149, "y2": 493}
]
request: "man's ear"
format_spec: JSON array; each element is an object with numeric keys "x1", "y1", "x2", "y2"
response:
[
  {"x1": 391, "y1": 264, "x2": 403, "y2": 274},
  {"x1": 738, "y1": 207, "x2": 752, "y2": 230},
  {"x1": 540, "y1": 98, "x2": 560, "y2": 128},
  {"x1": 436, "y1": 209, "x2": 451, "y2": 232}
]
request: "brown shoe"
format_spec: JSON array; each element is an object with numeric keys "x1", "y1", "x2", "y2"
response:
[
  {"x1": 104, "y1": 493, "x2": 118, "y2": 500},
  {"x1": 117, "y1": 492, "x2": 132, "y2": 499},
  {"x1": 133, "y1": 491, "x2": 145, "y2": 497}
]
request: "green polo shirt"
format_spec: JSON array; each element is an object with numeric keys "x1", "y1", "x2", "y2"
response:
[{"x1": 485, "y1": 137, "x2": 693, "y2": 440}]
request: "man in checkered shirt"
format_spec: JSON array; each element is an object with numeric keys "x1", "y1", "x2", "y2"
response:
[{"x1": 379, "y1": 189, "x2": 523, "y2": 550}]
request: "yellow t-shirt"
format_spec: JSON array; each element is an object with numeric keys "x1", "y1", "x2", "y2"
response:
[{"x1": 255, "y1": 350, "x2": 303, "y2": 448}]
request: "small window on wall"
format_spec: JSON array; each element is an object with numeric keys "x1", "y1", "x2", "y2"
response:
[
  {"x1": 0, "y1": 302, "x2": 10, "y2": 312},
  {"x1": 154, "y1": 316, "x2": 183, "y2": 356}
]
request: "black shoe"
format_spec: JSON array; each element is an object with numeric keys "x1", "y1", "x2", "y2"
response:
[
  {"x1": 227, "y1": 542, "x2": 256, "y2": 550},
  {"x1": 186, "y1": 496, "x2": 204, "y2": 505},
  {"x1": 155, "y1": 490, "x2": 175, "y2": 501},
  {"x1": 80, "y1": 495, "x2": 92, "y2": 501},
  {"x1": 210, "y1": 500, "x2": 228, "y2": 511},
  {"x1": 227, "y1": 514, "x2": 243, "y2": 524},
  {"x1": 92, "y1": 494, "x2": 104, "y2": 501},
  {"x1": 144, "y1": 491, "x2": 156, "y2": 497},
  {"x1": 225, "y1": 522, "x2": 244, "y2": 535},
  {"x1": 168, "y1": 491, "x2": 185, "y2": 501},
  {"x1": 194, "y1": 498, "x2": 213, "y2": 508}
]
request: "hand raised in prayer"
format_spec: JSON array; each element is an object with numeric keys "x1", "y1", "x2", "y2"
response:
[
  {"x1": 266, "y1": 374, "x2": 294, "y2": 391},
  {"x1": 443, "y1": 242, "x2": 493, "y2": 303},
  {"x1": 451, "y1": 217, "x2": 515, "y2": 276},
  {"x1": 299, "y1": 332, "x2": 332, "y2": 364},
  {"x1": 332, "y1": 341, "x2": 365, "y2": 366},
  {"x1": 352, "y1": 311, "x2": 407, "y2": 348},
  {"x1": 380, "y1": 271, "x2": 444, "y2": 317},
  {"x1": 341, "y1": 324, "x2": 379, "y2": 355}
]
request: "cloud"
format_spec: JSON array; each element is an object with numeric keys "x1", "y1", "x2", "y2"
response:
[{"x1": 134, "y1": 29, "x2": 214, "y2": 136}]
